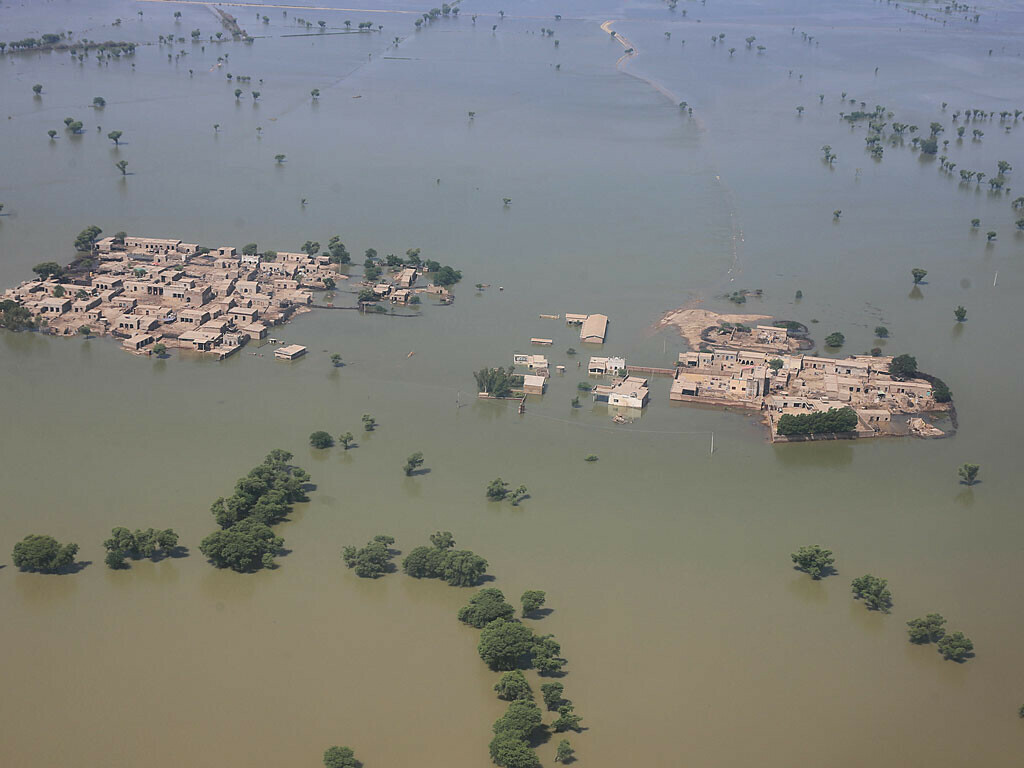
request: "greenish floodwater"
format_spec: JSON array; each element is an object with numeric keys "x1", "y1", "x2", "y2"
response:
[{"x1": 1, "y1": 1, "x2": 1023, "y2": 766}]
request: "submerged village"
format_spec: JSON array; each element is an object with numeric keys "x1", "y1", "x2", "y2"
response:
[{"x1": 0, "y1": 233, "x2": 952, "y2": 443}]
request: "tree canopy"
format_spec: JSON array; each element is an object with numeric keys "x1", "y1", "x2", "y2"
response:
[
  {"x1": 494, "y1": 670, "x2": 533, "y2": 701},
  {"x1": 478, "y1": 619, "x2": 536, "y2": 671},
  {"x1": 209, "y1": 450, "x2": 309, "y2": 528},
  {"x1": 541, "y1": 682, "x2": 565, "y2": 711},
  {"x1": 323, "y1": 746, "x2": 359, "y2": 768},
  {"x1": 776, "y1": 407, "x2": 858, "y2": 436},
  {"x1": 937, "y1": 631, "x2": 973, "y2": 661},
  {"x1": 12, "y1": 534, "x2": 79, "y2": 573},
  {"x1": 402, "y1": 534, "x2": 488, "y2": 586},
  {"x1": 103, "y1": 527, "x2": 178, "y2": 568},
  {"x1": 74, "y1": 225, "x2": 102, "y2": 252},
  {"x1": 889, "y1": 354, "x2": 917, "y2": 380},
  {"x1": 907, "y1": 613, "x2": 946, "y2": 644},
  {"x1": 199, "y1": 518, "x2": 283, "y2": 572},
  {"x1": 474, "y1": 367, "x2": 521, "y2": 398},
  {"x1": 458, "y1": 588, "x2": 516, "y2": 628},
  {"x1": 790, "y1": 545, "x2": 835, "y2": 579},
  {"x1": 521, "y1": 590, "x2": 546, "y2": 617},
  {"x1": 342, "y1": 535, "x2": 395, "y2": 578},
  {"x1": 851, "y1": 574, "x2": 893, "y2": 613},
  {"x1": 32, "y1": 261, "x2": 63, "y2": 279}
]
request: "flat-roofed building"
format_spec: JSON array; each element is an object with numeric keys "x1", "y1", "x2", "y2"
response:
[
  {"x1": 580, "y1": 314, "x2": 608, "y2": 344},
  {"x1": 275, "y1": 344, "x2": 307, "y2": 360}
]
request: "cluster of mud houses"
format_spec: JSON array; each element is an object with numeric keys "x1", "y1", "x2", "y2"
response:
[
  {"x1": 367, "y1": 267, "x2": 452, "y2": 305},
  {"x1": 2, "y1": 236, "x2": 338, "y2": 358},
  {"x1": 671, "y1": 345, "x2": 947, "y2": 439}
]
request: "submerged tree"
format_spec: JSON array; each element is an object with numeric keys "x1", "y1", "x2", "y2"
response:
[
  {"x1": 907, "y1": 613, "x2": 946, "y2": 644},
  {"x1": 12, "y1": 535, "x2": 79, "y2": 573},
  {"x1": 791, "y1": 545, "x2": 835, "y2": 579},
  {"x1": 851, "y1": 574, "x2": 892, "y2": 613},
  {"x1": 937, "y1": 631, "x2": 974, "y2": 661},
  {"x1": 403, "y1": 451, "x2": 424, "y2": 476},
  {"x1": 911, "y1": 267, "x2": 927, "y2": 284},
  {"x1": 958, "y1": 463, "x2": 980, "y2": 486},
  {"x1": 954, "y1": 305, "x2": 967, "y2": 322}
]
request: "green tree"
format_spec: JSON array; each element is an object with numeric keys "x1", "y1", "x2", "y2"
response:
[
  {"x1": 12, "y1": 535, "x2": 79, "y2": 573},
  {"x1": 510, "y1": 485, "x2": 528, "y2": 506},
  {"x1": 907, "y1": 613, "x2": 946, "y2": 644},
  {"x1": 487, "y1": 477, "x2": 510, "y2": 500},
  {"x1": 323, "y1": 746, "x2": 358, "y2": 768},
  {"x1": 937, "y1": 631, "x2": 973, "y2": 661},
  {"x1": 342, "y1": 535, "x2": 395, "y2": 578},
  {"x1": 555, "y1": 739, "x2": 574, "y2": 763},
  {"x1": 311, "y1": 88, "x2": 320, "y2": 100},
  {"x1": 478, "y1": 618, "x2": 536, "y2": 670},
  {"x1": 48, "y1": 129, "x2": 57, "y2": 140},
  {"x1": 531, "y1": 633, "x2": 565, "y2": 675},
  {"x1": 361, "y1": 414, "x2": 376, "y2": 431},
  {"x1": 310, "y1": 430, "x2": 334, "y2": 449},
  {"x1": 103, "y1": 527, "x2": 178, "y2": 567},
  {"x1": 494, "y1": 670, "x2": 533, "y2": 701},
  {"x1": 234, "y1": 88, "x2": 243, "y2": 99},
  {"x1": 107, "y1": 130, "x2": 122, "y2": 145},
  {"x1": 443, "y1": 549, "x2": 488, "y2": 586},
  {"x1": 32, "y1": 262, "x2": 63, "y2": 279},
  {"x1": 776, "y1": 407, "x2": 858, "y2": 436},
  {"x1": 92, "y1": 96, "x2": 106, "y2": 108},
  {"x1": 791, "y1": 545, "x2": 835, "y2": 579},
  {"x1": 889, "y1": 354, "x2": 917, "y2": 380},
  {"x1": 241, "y1": 243, "x2": 258, "y2": 256},
  {"x1": 402, "y1": 545, "x2": 447, "y2": 578},
  {"x1": 115, "y1": 160, "x2": 128, "y2": 176},
  {"x1": 767, "y1": 358, "x2": 784, "y2": 371},
  {"x1": 986, "y1": 231, "x2": 997, "y2": 242},
  {"x1": 403, "y1": 451, "x2": 424, "y2": 476},
  {"x1": 474, "y1": 367, "x2": 521, "y2": 398},
  {"x1": 493, "y1": 699, "x2": 544, "y2": 740},
  {"x1": 824, "y1": 332, "x2": 845, "y2": 347},
  {"x1": 338, "y1": 432, "x2": 354, "y2": 449},
  {"x1": 330, "y1": 353, "x2": 343, "y2": 367},
  {"x1": 433, "y1": 265, "x2": 462, "y2": 286},
  {"x1": 199, "y1": 518, "x2": 283, "y2": 572},
  {"x1": 851, "y1": 574, "x2": 892, "y2": 613},
  {"x1": 553, "y1": 703, "x2": 583, "y2": 732},
  {"x1": 459, "y1": 588, "x2": 515, "y2": 628},
  {"x1": 152, "y1": 343, "x2": 167, "y2": 356},
  {"x1": 32, "y1": 83, "x2": 43, "y2": 95},
  {"x1": 251, "y1": 91, "x2": 260, "y2": 100},
  {"x1": 911, "y1": 268, "x2": 927, "y2": 284},
  {"x1": 430, "y1": 531, "x2": 456, "y2": 549},
  {"x1": 275, "y1": 154, "x2": 286, "y2": 164},
  {"x1": 954, "y1": 305, "x2": 967, "y2": 322},
  {"x1": 488, "y1": 734, "x2": 540, "y2": 768},
  {"x1": 958, "y1": 463, "x2": 980, "y2": 486},
  {"x1": 540, "y1": 682, "x2": 564, "y2": 710},
  {"x1": 74, "y1": 225, "x2": 102, "y2": 252},
  {"x1": 521, "y1": 590, "x2": 546, "y2": 617},
  {"x1": 874, "y1": 326, "x2": 889, "y2": 338}
]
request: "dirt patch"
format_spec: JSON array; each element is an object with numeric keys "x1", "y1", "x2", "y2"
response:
[{"x1": 657, "y1": 307, "x2": 771, "y2": 349}]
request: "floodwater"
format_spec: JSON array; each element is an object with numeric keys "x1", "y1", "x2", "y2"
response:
[{"x1": 1, "y1": 0, "x2": 1023, "y2": 765}]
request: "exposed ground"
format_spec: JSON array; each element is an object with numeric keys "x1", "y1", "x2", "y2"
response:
[{"x1": 657, "y1": 306, "x2": 771, "y2": 349}]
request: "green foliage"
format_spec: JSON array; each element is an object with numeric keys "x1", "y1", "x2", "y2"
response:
[
  {"x1": 532, "y1": 633, "x2": 565, "y2": 675},
  {"x1": 103, "y1": 527, "x2": 178, "y2": 567},
  {"x1": 152, "y1": 342, "x2": 167, "y2": 356},
  {"x1": 907, "y1": 614, "x2": 946, "y2": 644},
  {"x1": 327, "y1": 236, "x2": 350, "y2": 264},
  {"x1": 459, "y1": 588, "x2": 515, "y2": 628},
  {"x1": 931, "y1": 378, "x2": 952, "y2": 403},
  {"x1": 74, "y1": 225, "x2": 102, "y2": 252},
  {"x1": 790, "y1": 545, "x2": 835, "y2": 579},
  {"x1": 107, "y1": 130, "x2": 122, "y2": 145},
  {"x1": 824, "y1": 331, "x2": 845, "y2": 347},
  {"x1": 510, "y1": 485, "x2": 528, "y2": 506},
  {"x1": 889, "y1": 354, "x2": 917, "y2": 380},
  {"x1": 851, "y1": 574, "x2": 893, "y2": 613},
  {"x1": 919, "y1": 136, "x2": 938, "y2": 154},
  {"x1": 493, "y1": 699, "x2": 543, "y2": 740},
  {"x1": 310, "y1": 430, "x2": 334, "y2": 449},
  {"x1": 767, "y1": 358, "x2": 784, "y2": 371},
  {"x1": 323, "y1": 746, "x2": 359, "y2": 768},
  {"x1": 12, "y1": 534, "x2": 79, "y2": 573},
  {"x1": 911, "y1": 268, "x2": 927, "y2": 284},
  {"x1": 874, "y1": 326, "x2": 889, "y2": 338},
  {"x1": 937, "y1": 631, "x2": 973, "y2": 661},
  {"x1": 541, "y1": 682, "x2": 565, "y2": 711},
  {"x1": 494, "y1": 670, "x2": 533, "y2": 701},
  {"x1": 361, "y1": 414, "x2": 376, "y2": 431},
  {"x1": 32, "y1": 83, "x2": 43, "y2": 94},
  {"x1": 776, "y1": 407, "x2": 858, "y2": 436},
  {"x1": 433, "y1": 265, "x2": 462, "y2": 286},
  {"x1": 32, "y1": 261, "x2": 63, "y2": 279},
  {"x1": 342, "y1": 535, "x2": 395, "y2": 578},
  {"x1": 0, "y1": 299, "x2": 35, "y2": 331},
  {"x1": 487, "y1": 478, "x2": 510, "y2": 500},
  {"x1": 958, "y1": 463, "x2": 980, "y2": 486},
  {"x1": 339, "y1": 432, "x2": 354, "y2": 449},
  {"x1": 576, "y1": 382, "x2": 592, "y2": 392},
  {"x1": 584, "y1": 454, "x2": 597, "y2": 461},
  {"x1": 241, "y1": 243, "x2": 258, "y2": 256},
  {"x1": 555, "y1": 739, "x2": 574, "y2": 763},
  {"x1": 474, "y1": 367, "x2": 521, "y2": 398},
  {"x1": 521, "y1": 590, "x2": 546, "y2": 617},
  {"x1": 478, "y1": 619, "x2": 536, "y2": 670},
  {"x1": 954, "y1": 305, "x2": 967, "y2": 322},
  {"x1": 552, "y1": 703, "x2": 583, "y2": 732},
  {"x1": 208, "y1": 450, "x2": 309, "y2": 530},
  {"x1": 200, "y1": 518, "x2": 283, "y2": 572},
  {"x1": 488, "y1": 733, "x2": 540, "y2": 768},
  {"x1": 402, "y1": 535, "x2": 488, "y2": 586},
  {"x1": 403, "y1": 451, "x2": 424, "y2": 476}
]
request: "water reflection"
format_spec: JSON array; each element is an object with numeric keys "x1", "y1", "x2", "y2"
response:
[{"x1": 772, "y1": 441, "x2": 855, "y2": 469}]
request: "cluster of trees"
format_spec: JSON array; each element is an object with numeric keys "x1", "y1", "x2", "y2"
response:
[
  {"x1": 342, "y1": 535, "x2": 396, "y2": 578},
  {"x1": 103, "y1": 527, "x2": 179, "y2": 569},
  {"x1": 474, "y1": 367, "x2": 523, "y2": 398},
  {"x1": 402, "y1": 531, "x2": 489, "y2": 586},
  {"x1": 199, "y1": 450, "x2": 309, "y2": 571},
  {"x1": 74, "y1": 225, "x2": 103, "y2": 252},
  {"x1": 906, "y1": 613, "x2": 974, "y2": 661},
  {"x1": 477, "y1": 619, "x2": 566, "y2": 675},
  {"x1": 12, "y1": 534, "x2": 79, "y2": 573},
  {"x1": 851, "y1": 574, "x2": 893, "y2": 613},
  {"x1": 323, "y1": 746, "x2": 359, "y2": 768},
  {"x1": 458, "y1": 589, "x2": 546, "y2": 629},
  {"x1": 776, "y1": 406, "x2": 858, "y2": 436},
  {"x1": 486, "y1": 478, "x2": 528, "y2": 505}
]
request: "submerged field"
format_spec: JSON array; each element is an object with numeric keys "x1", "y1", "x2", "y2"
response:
[{"x1": 1, "y1": 0, "x2": 1023, "y2": 766}]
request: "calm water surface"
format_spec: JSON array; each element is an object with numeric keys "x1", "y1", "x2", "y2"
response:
[{"x1": 1, "y1": 0, "x2": 1023, "y2": 766}]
